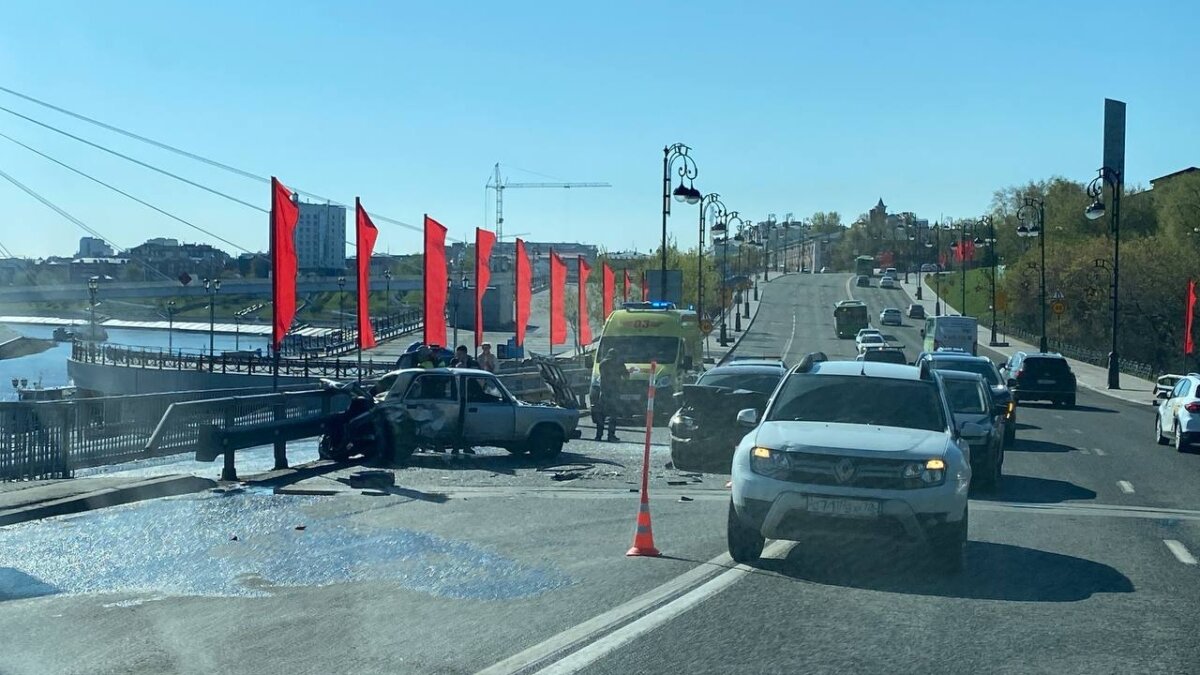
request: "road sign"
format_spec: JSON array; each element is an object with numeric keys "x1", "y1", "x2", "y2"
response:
[
  {"x1": 700, "y1": 318, "x2": 714, "y2": 335},
  {"x1": 1051, "y1": 290, "x2": 1065, "y2": 301},
  {"x1": 1052, "y1": 300, "x2": 1066, "y2": 315},
  {"x1": 995, "y1": 291, "x2": 1008, "y2": 312}
]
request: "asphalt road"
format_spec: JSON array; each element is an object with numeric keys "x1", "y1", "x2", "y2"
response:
[{"x1": 2, "y1": 272, "x2": 1198, "y2": 674}]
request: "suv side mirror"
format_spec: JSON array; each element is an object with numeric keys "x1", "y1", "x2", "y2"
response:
[{"x1": 736, "y1": 408, "x2": 758, "y2": 428}]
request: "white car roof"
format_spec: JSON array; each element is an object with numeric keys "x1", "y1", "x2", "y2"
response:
[{"x1": 806, "y1": 360, "x2": 924, "y2": 381}]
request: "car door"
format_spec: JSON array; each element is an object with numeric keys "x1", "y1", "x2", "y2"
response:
[
  {"x1": 461, "y1": 375, "x2": 516, "y2": 445},
  {"x1": 401, "y1": 373, "x2": 460, "y2": 442},
  {"x1": 1169, "y1": 379, "x2": 1191, "y2": 432}
]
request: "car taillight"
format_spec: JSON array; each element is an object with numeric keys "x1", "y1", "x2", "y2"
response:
[
  {"x1": 1185, "y1": 402, "x2": 1200, "y2": 413},
  {"x1": 1015, "y1": 368, "x2": 1024, "y2": 379}
]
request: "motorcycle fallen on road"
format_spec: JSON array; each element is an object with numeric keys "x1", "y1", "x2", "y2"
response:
[{"x1": 317, "y1": 379, "x2": 413, "y2": 464}]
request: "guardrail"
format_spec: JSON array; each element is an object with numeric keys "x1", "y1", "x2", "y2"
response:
[{"x1": 0, "y1": 383, "x2": 319, "y2": 481}]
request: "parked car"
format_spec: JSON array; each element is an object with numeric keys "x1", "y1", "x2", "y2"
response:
[
  {"x1": 855, "y1": 275, "x2": 871, "y2": 287},
  {"x1": 1155, "y1": 373, "x2": 1200, "y2": 452},
  {"x1": 917, "y1": 351, "x2": 1015, "y2": 447},
  {"x1": 879, "y1": 276, "x2": 897, "y2": 289},
  {"x1": 880, "y1": 308, "x2": 902, "y2": 326},
  {"x1": 669, "y1": 363, "x2": 788, "y2": 472},
  {"x1": 1000, "y1": 352, "x2": 1077, "y2": 407},
  {"x1": 934, "y1": 369, "x2": 1004, "y2": 491},
  {"x1": 907, "y1": 304, "x2": 926, "y2": 319},
  {"x1": 727, "y1": 353, "x2": 972, "y2": 571}
]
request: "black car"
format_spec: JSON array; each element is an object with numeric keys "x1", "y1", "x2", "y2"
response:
[
  {"x1": 917, "y1": 351, "x2": 1016, "y2": 446},
  {"x1": 1000, "y1": 352, "x2": 1077, "y2": 407},
  {"x1": 907, "y1": 304, "x2": 926, "y2": 319},
  {"x1": 669, "y1": 364, "x2": 786, "y2": 473},
  {"x1": 857, "y1": 348, "x2": 908, "y2": 364},
  {"x1": 855, "y1": 275, "x2": 871, "y2": 287}
]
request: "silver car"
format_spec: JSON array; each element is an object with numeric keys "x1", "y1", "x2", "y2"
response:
[
  {"x1": 727, "y1": 354, "x2": 974, "y2": 572},
  {"x1": 934, "y1": 369, "x2": 1005, "y2": 491}
]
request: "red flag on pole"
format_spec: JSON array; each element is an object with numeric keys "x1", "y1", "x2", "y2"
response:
[
  {"x1": 1186, "y1": 279, "x2": 1197, "y2": 356},
  {"x1": 578, "y1": 256, "x2": 592, "y2": 345},
  {"x1": 423, "y1": 215, "x2": 448, "y2": 347},
  {"x1": 641, "y1": 270, "x2": 649, "y2": 302},
  {"x1": 270, "y1": 177, "x2": 299, "y2": 352},
  {"x1": 602, "y1": 262, "x2": 614, "y2": 319},
  {"x1": 354, "y1": 198, "x2": 378, "y2": 350},
  {"x1": 475, "y1": 228, "x2": 496, "y2": 350},
  {"x1": 515, "y1": 238, "x2": 531, "y2": 346},
  {"x1": 623, "y1": 268, "x2": 631, "y2": 302},
  {"x1": 550, "y1": 250, "x2": 567, "y2": 346}
]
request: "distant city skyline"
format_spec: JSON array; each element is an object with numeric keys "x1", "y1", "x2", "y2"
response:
[{"x1": 0, "y1": 1, "x2": 1196, "y2": 259}]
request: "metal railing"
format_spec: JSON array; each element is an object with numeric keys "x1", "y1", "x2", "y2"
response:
[
  {"x1": 72, "y1": 341, "x2": 401, "y2": 379},
  {"x1": 280, "y1": 308, "x2": 423, "y2": 357},
  {"x1": 0, "y1": 383, "x2": 319, "y2": 481},
  {"x1": 998, "y1": 323, "x2": 1157, "y2": 380}
]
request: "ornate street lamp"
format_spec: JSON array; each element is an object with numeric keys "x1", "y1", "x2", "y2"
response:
[
  {"x1": 1017, "y1": 197, "x2": 1047, "y2": 352},
  {"x1": 661, "y1": 143, "x2": 701, "y2": 301},
  {"x1": 1085, "y1": 167, "x2": 1122, "y2": 389}
]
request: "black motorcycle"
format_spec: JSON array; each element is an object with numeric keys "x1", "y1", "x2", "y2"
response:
[{"x1": 317, "y1": 379, "x2": 406, "y2": 463}]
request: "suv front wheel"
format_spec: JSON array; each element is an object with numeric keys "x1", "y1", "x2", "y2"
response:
[{"x1": 727, "y1": 500, "x2": 765, "y2": 564}]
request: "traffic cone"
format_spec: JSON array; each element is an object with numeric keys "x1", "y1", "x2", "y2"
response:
[{"x1": 626, "y1": 494, "x2": 661, "y2": 557}]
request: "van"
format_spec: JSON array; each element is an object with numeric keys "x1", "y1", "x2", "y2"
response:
[
  {"x1": 922, "y1": 316, "x2": 979, "y2": 355},
  {"x1": 591, "y1": 302, "x2": 703, "y2": 418}
]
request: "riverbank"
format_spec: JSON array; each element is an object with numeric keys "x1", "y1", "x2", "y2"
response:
[{"x1": 0, "y1": 325, "x2": 55, "y2": 361}]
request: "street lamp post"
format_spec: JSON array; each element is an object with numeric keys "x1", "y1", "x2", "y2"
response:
[
  {"x1": 933, "y1": 222, "x2": 945, "y2": 316},
  {"x1": 713, "y1": 216, "x2": 730, "y2": 346},
  {"x1": 1018, "y1": 197, "x2": 1048, "y2": 352},
  {"x1": 1085, "y1": 167, "x2": 1123, "y2": 389},
  {"x1": 384, "y1": 268, "x2": 392, "y2": 319},
  {"x1": 87, "y1": 276, "x2": 99, "y2": 338},
  {"x1": 166, "y1": 300, "x2": 176, "y2": 352},
  {"x1": 977, "y1": 215, "x2": 1000, "y2": 345},
  {"x1": 337, "y1": 276, "x2": 346, "y2": 337},
  {"x1": 662, "y1": 143, "x2": 701, "y2": 301},
  {"x1": 781, "y1": 219, "x2": 789, "y2": 275},
  {"x1": 203, "y1": 277, "x2": 220, "y2": 369},
  {"x1": 699, "y1": 193, "x2": 726, "y2": 325}
]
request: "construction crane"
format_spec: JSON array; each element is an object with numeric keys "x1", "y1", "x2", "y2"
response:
[{"x1": 485, "y1": 163, "x2": 611, "y2": 242}]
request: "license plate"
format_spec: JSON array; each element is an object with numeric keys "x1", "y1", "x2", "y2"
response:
[
  {"x1": 1038, "y1": 379, "x2": 1055, "y2": 385},
  {"x1": 805, "y1": 497, "x2": 880, "y2": 518}
]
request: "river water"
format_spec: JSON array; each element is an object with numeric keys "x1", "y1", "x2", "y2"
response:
[{"x1": 0, "y1": 323, "x2": 268, "y2": 401}]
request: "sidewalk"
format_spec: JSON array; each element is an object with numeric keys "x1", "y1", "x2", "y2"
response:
[
  {"x1": 897, "y1": 274, "x2": 1156, "y2": 406},
  {"x1": 702, "y1": 271, "x2": 772, "y2": 365},
  {"x1": 0, "y1": 474, "x2": 216, "y2": 527}
]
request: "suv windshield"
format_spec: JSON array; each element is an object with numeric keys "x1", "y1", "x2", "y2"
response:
[
  {"x1": 598, "y1": 336, "x2": 679, "y2": 364},
  {"x1": 931, "y1": 359, "x2": 1000, "y2": 386},
  {"x1": 1023, "y1": 357, "x2": 1071, "y2": 376},
  {"x1": 766, "y1": 375, "x2": 947, "y2": 432},
  {"x1": 696, "y1": 371, "x2": 782, "y2": 394}
]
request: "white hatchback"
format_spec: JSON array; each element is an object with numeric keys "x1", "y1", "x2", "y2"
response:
[{"x1": 1155, "y1": 374, "x2": 1200, "y2": 451}]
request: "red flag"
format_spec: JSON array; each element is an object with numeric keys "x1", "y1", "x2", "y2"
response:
[
  {"x1": 1186, "y1": 279, "x2": 1197, "y2": 356},
  {"x1": 641, "y1": 270, "x2": 649, "y2": 302},
  {"x1": 423, "y1": 215, "x2": 448, "y2": 347},
  {"x1": 354, "y1": 198, "x2": 379, "y2": 350},
  {"x1": 623, "y1": 268, "x2": 631, "y2": 302},
  {"x1": 475, "y1": 228, "x2": 496, "y2": 349},
  {"x1": 550, "y1": 250, "x2": 567, "y2": 346},
  {"x1": 515, "y1": 238, "x2": 531, "y2": 346},
  {"x1": 578, "y1": 256, "x2": 592, "y2": 345},
  {"x1": 270, "y1": 177, "x2": 299, "y2": 352},
  {"x1": 602, "y1": 262, "x2": 614, "y2": 319}
]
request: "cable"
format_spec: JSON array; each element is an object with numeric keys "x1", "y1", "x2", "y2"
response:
[
  {"x1": 0, "y1": 103, "x2": 266, "y2": 213},
  {"x1": 0, "y1": 130, "x2": 255, "y2": 254},
  {"x1": 0, "y1": 166, "x2": 174, "y2": 282}
]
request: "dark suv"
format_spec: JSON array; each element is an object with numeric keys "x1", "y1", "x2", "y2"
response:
[
  {"x1": 1000, "y1": 352, "x2": 1077, "y2": 407},
  {"x1": 916, "y1": 351, "x2": 1015, "y2": 446}
]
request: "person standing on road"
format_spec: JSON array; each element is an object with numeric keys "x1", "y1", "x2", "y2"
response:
[
  {"x1": 451, "y1": 345, "x2": 479, "y2": 369},
  {"x1": 595, "y1": 348, "x2": 628, "y2": 442},
  {"x1": 478, "y1": 342, "x2": 497, "y2": 373}
]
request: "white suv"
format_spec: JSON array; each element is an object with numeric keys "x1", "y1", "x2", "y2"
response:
[
  {"x1": 727, "y1": 354, "x2": 975, "y2": 572},
  {"x1": 1155, "y1": 373, "x2": 1200, "y2": 451}
]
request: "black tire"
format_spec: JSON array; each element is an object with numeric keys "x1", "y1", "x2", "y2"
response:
[
  {"x1": 527, "y1": 425, "x2": 565, "y2": 460},
  {"x1": 929, "y1": 509, "x2": 967, "y2": 574},
  {"x1": 317, "y1": 433, "x2": 353, "y2": 462},
  {"x1": 1175, "y1": 425, "x2": 1189, "y2": 453},
  {"x1": 1156, "y1": 416, "x2": 1169, "y2": 445},
  {"x1": 726, "y1": 500, "x2": 765, "y2": 564},
  {"x1": 1065, "y1": 394, "x2": 1076, "y2": 408}
]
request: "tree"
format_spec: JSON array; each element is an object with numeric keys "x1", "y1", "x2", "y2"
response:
[{"x1": 809, "y1": 211, "x2": 843, "y2": 234}]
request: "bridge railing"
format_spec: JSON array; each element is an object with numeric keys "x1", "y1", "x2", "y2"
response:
[
  {"x1": 280, "y1": 308, "x2": 423, "y2": 357},
  {"x1": 998, "y1": 323, "x2": 1158, "y2": 380},
  {"x1": 72, "y1": 341, "x2": 402, "y2": 379}
]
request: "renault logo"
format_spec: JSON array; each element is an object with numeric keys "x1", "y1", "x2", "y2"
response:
[{"x1": 834, "y1": 458, "x2": 857, "y2": 484}]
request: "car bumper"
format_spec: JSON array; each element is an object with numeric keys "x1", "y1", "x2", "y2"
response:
[
  {"x1": 1013, "y1": 387, "x2": 1073, "y2": 401},
  {"x1": 732, "y1": 466, "x2": 968, "y2": 543},
  {"x1": 669, "y1": 435, "x2": 735, "y2": 472},
  {"x1": 1178, "y1": 411, "x2": 1200, "y2": 435}
]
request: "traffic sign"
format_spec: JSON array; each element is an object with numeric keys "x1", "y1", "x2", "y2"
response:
[
  {"x1": 1052, "y1": 300, "x2": 1066, "y2": 315},
  {"x1": 700, "y1": 318, "x2": 714, "y2": 335},
  {"x1": 1051, "y1": 290, "x2": 1065, "y2": 301}
]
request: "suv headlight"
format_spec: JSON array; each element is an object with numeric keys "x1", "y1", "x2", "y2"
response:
[
  {"x1": 749, "y1": 446, "x2": 790, "y2": 479},
  {"x1": 901, "y1": 458, "x2": 946, "y2": 486}
]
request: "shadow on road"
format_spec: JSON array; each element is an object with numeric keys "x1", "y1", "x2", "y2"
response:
[
  {"x1": 1011, "y1": 439, "x2": 1075, "y2": 454},
  {"x1": 983, "y1": 474, "x2": 1096, "y2": 503},
  {"x1": 402, "y1": 449, "x2": 627, "y2": 475},
  {"x1": 757, "y1": 541, "x2": 1133, "y2": 602},
  {"x1": 1014, "y1": 422, "x2": 1041, "y2": 431},
  {"x1": 1069, "y1": 404, "x2": 1118, "y2": 414}
]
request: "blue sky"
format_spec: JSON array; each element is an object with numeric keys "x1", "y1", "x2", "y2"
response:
[{"x1": 0, "y1": 0, "x2": 1196, "y2": 259}]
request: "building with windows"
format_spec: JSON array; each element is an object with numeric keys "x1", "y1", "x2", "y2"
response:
[
  {"x1": 125, "y1": 238, "x2": 230, "y2": 280},
  {"x1": 77, "y1": 236, "x2": 114, "y2": 258},
  {"x1": 295, "y1": 201, "x2": 347, "y2": 275}
]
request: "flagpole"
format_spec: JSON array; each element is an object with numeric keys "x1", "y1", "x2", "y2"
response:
[
  {"x1": 549, "y1": 249, "x2": 555, "y2": 358},
  {"x1": 270, "y1": 181, "x2": 279, "y2": 391}
]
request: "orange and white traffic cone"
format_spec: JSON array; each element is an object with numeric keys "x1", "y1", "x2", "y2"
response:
[{"x1": 626, "y1": 492, "x2": 661, "y2": 557}]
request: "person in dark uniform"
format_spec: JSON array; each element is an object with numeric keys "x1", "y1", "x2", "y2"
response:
[
  {"x1": 450, "y1": 345, "x2": 479, "y2": 369},
  {"x1": 594, "y1": 348, "x2": 629, "y2": 441}
]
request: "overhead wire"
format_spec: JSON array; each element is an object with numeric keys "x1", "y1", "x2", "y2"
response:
[{"x1": 0, "y1": 166, "x2": 175, "y2": 282}]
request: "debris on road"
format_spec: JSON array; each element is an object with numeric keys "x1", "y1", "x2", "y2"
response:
[
  {"x1": 345, "y1": 470, "x2": 396, "y2": 489},
  {"x1": 551, "y1": 472, "x2": 581, "y2": 481},
  {"x1": 294, "y1": 525, "x2": 306, "y2": 531},
  {"x1": 678, "y1": 496, "x2": 694, "y2": 502}
]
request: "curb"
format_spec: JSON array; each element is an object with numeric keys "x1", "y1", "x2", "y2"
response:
[
  {"x1": 717, "y1": 274, "x2": 773, "y2": 365},
  {"x1": 0, "y1": 475, "x2": 216, "y2": 527}
]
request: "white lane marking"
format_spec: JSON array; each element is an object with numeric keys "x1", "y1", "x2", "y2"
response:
[
  {"x1": 1117, "y1": 480, "x2": 1135, "y2": 494},
  {"x1": 533, "y1": 540, "x2": 791, "y2": 674},
  {"x1": 1053, "y1": 414, "x2": 1065, "y2": 420},
  {"x1": 1078, "y1": 449, "x2": 1091, "y2": 455},
  {"x1": 782, "y1": 314, "x2": 798, "y2": 360},
  {"x1": 844, "y1": 273, "x2": 857, "y2": 301},
  {"x1": 1072, "y1": 429, "x2": 1083, "y2": 435},
  {"x1": 1092, "y1": 447, "x2": 1107, "y2": 456},
  {"x1": 1164, "y1": 540, "x2": 1198, "y2": 565}
]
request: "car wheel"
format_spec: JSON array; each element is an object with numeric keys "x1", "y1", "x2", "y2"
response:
[
  {"x1": 1065, "y1": 395, "x2": 1076, "y2": 408},
  {"x1": 727, "y1": 500, "x2": 765, "y2": 564},
  {"x1": 527, "y1": 425, "x2": 565, "y2": 460},
  {"x1": 929, "y1": 509, "x2": 967, "y2": 574},
  {"x1": 1155, "y1": 416, "x2": 1169, "y2": 445},
  {"x1": 317, "y1": 433, "x2": 353, "y2": 462},
  {"x1": 1175, "y1": 425, "x2": 1189, "y2": 453}
]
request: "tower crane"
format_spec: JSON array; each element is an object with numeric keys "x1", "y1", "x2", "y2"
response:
[{"x1": 485, "y1": 163, "x2": 611, "y2": 242}]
